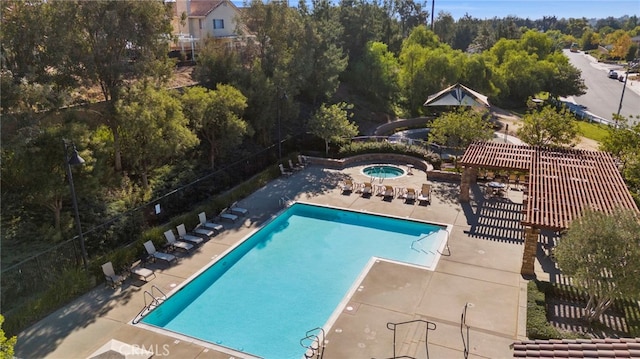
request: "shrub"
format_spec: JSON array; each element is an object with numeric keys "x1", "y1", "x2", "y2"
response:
[
  {"x1": 527, "y1": 280, "x2": 589, "y2": 340},
  {"x1": 337, "y1": 141, "x2": 440, "y2": 166},
  {"x1": 3, "y1": 268, "x2": 93, "y2": 337}
]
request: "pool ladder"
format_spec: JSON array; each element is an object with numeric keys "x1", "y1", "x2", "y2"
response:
[
  {"x1": 132, "y1": 285, "x2": 167, "y2": 324},
  {"x1": 371, "y1": 166, "x2": 385, "y2": 184},
  {"x1": 300, "y1": 327, "x2": 325, "y2": 359}
]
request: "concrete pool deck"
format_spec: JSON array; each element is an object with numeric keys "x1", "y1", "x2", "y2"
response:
[{"x1": 15, "y1": 164, "x2": 529, "y2": 359}]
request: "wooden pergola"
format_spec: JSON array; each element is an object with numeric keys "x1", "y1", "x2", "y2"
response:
[{"x1": 458, "y1": 142, "x2": 639, "y2": 276}]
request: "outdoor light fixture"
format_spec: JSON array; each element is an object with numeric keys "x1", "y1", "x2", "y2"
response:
[{"x1": 63, "y1": 140, "x2": 88, "y2": 270}]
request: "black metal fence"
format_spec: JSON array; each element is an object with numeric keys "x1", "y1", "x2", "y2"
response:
[{"x1": 1, "y1": 142, "x2": 289, "y2": 315}]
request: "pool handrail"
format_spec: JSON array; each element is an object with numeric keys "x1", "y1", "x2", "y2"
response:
[
  {"x1": 300, "y1": 327, "x2": 325, "y2": 359},
  {"x1": 133, "y1": 285, "x2": 167, "y2": 324},
  {"x1": 385, "y1": 319, "x2": 437, "y2": 359}
]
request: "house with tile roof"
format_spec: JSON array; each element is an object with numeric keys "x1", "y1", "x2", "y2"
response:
[{"x1": 170, "y1": 0, "x2": 243, "y2": 53}]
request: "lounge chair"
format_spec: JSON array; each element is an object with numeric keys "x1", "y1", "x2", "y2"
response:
[
  {"x1": 288, "y1": 159, "x2": 302, "y2": 171},
  {"x1": 218, "y1": 208, "x2": 239, "y2": 223},
  {"x1": 340, "y1": 179, "x2": 354, "y2": 194},
  {"x1": 143, "y1": 240, "x2": 177, "y2": 265},
  {"x1": 198, "y1": 211, "x2": 224, "y2": 233},
  {"x1": 403, "y1": 187, "x2": 417, "y2": 203},
  {"x1": 417, "y1": 183, "x2": 432, "y2": 205},
  {"x1": 176, "y1": 224, "x2": 205, "y2": 245},
  {"x1": 230, "y1": 201, "x2": 249, "y2": 216},
  {"x1": 102, "y1": 261, "x2": 126, "y2": 288},
  {"x1": 129, "y1": 261, "x2": 155, "y2": 283},
  {"x1": 381, "y1": 185, "x2": 394, "y2": 200},
  {"x1": 361, "y1": 182, "x2": 373, "y2": 197},
  {"x1": 279, "y1": 163, "x2": 293, "y2": 176},
  {"x1": 163, "y1": 229, "x2": 194, "y2": 252},
  {"x1": 297, "y1": 155, "x2": 308, "y2": 168}
]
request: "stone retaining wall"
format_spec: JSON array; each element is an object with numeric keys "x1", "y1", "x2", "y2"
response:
[
  {"x1": 425, "y1": 170, "x2": 462, "y2": 182},
  {"x1": 306, "y1": 153, "x2": 433, "y2": 172}
]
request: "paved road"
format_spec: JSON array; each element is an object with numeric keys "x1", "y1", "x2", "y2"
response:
[{"x1": 564, "y1": 49, "x2": 640, "y2": 126}]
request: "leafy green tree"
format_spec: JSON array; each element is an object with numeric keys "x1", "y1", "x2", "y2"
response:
[
  {"x1": 181, "y1": 85, "x2": 252, "y2": 169},
  {"x1": 308, "y1": 102, "x2": 359, "y2": 155},
  {"x1": 352, "y1": 41, "x2": 399, "y2": 110},
  {"x1": 471, "y1": 23, "x2": 497, "y2": 52},
  {"x1": 0, "y1": 315, "x2": 17, "y2": 359},
  {"x1": 428, "y1": 108, "x2": 493, "y2": 148},
  {"x1": 520, "y1": 29, "x2": 553, "y2": 60},
  {"x1": 116, "y1": 85, "x2": 198, "y2": 190},
  {"x1": 193, "y1": 38, "x2": 244, "y2": 88},
  {"x1": 338, "y1": 0, "x2": 386, "y2": 65},
  {"x1": 297, "y1": 0, "x2": 348, "y2": 104},
  {"x1": 53, "y1": 0, "x2": 175, "y2": 172},
  {"x1": 433, "y1": 11, "x2": 455, "y2": 45},
  {"x1": 600, "y1": 116, "x2": 640, "y2": 204},
  {"x1": 452, "y1": 14, "x2": 479, "y2": 51},
  {"x1": 393, "y1": 0, "x2": 428, "y2": 38},
  {"x1": 543, "y1": 53, "x2": 587, "y2": 99},
  {"x1": 0, "y1": 122, "x2": 93, "y2": 237},
  {"x1": 580, "y1": 28, "x2": 600, "y2": 51},
  {"x1": 516, "y1": 104, "x2": 579, "y2": 148},
  {"x1": 567, "y1": 17, "x2": 589, "y2": 39},
  {"x1": 495, "y1": 49, "x2": 544, "y2": 105},
  {"x1": 554, "y1": 208, "x2": 640, "y2": 322},
  {"x1": 398, "y1": 26, "x2": 462, "y2": 115}
]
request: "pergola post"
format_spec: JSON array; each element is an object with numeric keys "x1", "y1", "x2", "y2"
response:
[
  {"x1": 520, "y1": 227, "x2": 539, "y2": 276},
  {"x1": 459, "y1": 166, "x2": 473, "y2": 202}
]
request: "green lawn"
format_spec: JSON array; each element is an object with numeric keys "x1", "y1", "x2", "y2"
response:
[{"x1": 576, "y1": 120, "x2": 609, "y2": 143}]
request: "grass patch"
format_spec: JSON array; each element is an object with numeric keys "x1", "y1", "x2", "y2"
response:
[{"x1": 576, "y1": 121, "x2": 608, "y2": 143}]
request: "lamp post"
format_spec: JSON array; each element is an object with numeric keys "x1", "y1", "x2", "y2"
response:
[
  {"x1": 617, "y1": 63, "x2": 639, "y2": 121},
  {"x1": 276, "y1": 88, "x2": 287, "y2": 160},
  {"x1": 277, "y1": 89, "x2": 282, "y2": 160},
  {"x1": 63, "y1": 141, "x2": 88, "y2": 270}
]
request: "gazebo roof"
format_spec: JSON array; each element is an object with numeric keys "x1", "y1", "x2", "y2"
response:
[
  {"x1": 423, "y1": 83, "x2": 490, "y2": 107},
  {"x1": 459, "y1": 142, "x2": 639, "y2": 231}
]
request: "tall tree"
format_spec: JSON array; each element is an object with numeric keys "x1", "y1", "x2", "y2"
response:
[
  {"x1": 116, "y1": 85, "x2": 198, "y2": 190},
  {"x1": 554, "y1": 208, "x2": 640, "y2": 322},
  {"x1": 53, "y1": 0, "x2": 175, "y2": 172},
  {"x1": 351, "y1": 41, "x2": 399, "y2": 110},
  {"x1": 297, "y1": 0, "x2": 348, "y2": 104},
  {"x1": 600, "y1": 116, "x2": 640, "y2": 204},
  {"x1": 452, "y1": 14, "x2": 479, "y2": 51},
  {"x1": 307, "y1": 102, "x2": 358, "y2": 155},
  {"x1": 516, "y1": 104, "x2": 579, "y2": 148},
  {"x1": 427, "y1": 108, "x2": 493, "y2": 148},
  {"x1": 433, "y1": 11, "x2": 455, "y2": 45},
  {"x1": 181, "y1": 85, "x2": 252, "y2": 169}
]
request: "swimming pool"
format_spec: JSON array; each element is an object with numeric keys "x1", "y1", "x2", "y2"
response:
[
  {"x1": 362, "y1": 165, "x2": 406, "y2": 179},
  {"x1": 139, "y1": 203, "x2": 449, "y2": 358}
]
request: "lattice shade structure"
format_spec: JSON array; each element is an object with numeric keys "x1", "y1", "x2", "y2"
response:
[{"x1": 459, "y1": 142, "x2": 638, "y2": 231}]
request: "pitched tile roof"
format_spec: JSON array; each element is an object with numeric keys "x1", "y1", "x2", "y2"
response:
[
  {"x1": 188, "y1": 0, "x2": 225, "y2": 17},
  {"x1": 512, "y1": 338, "x2": 640, "y2": 358}
]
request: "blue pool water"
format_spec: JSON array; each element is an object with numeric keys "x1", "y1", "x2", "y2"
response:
[
  {"x1": 141, "y1": 203, "x2": 447, "y2": 359},
  {"x1": 362, "y1": 165, "x2": 406, "y2": 178}
]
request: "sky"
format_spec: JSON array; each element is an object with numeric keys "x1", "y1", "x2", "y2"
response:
[{"x1": 433, "y1": 0, "x2": 639, "y2": 21}]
